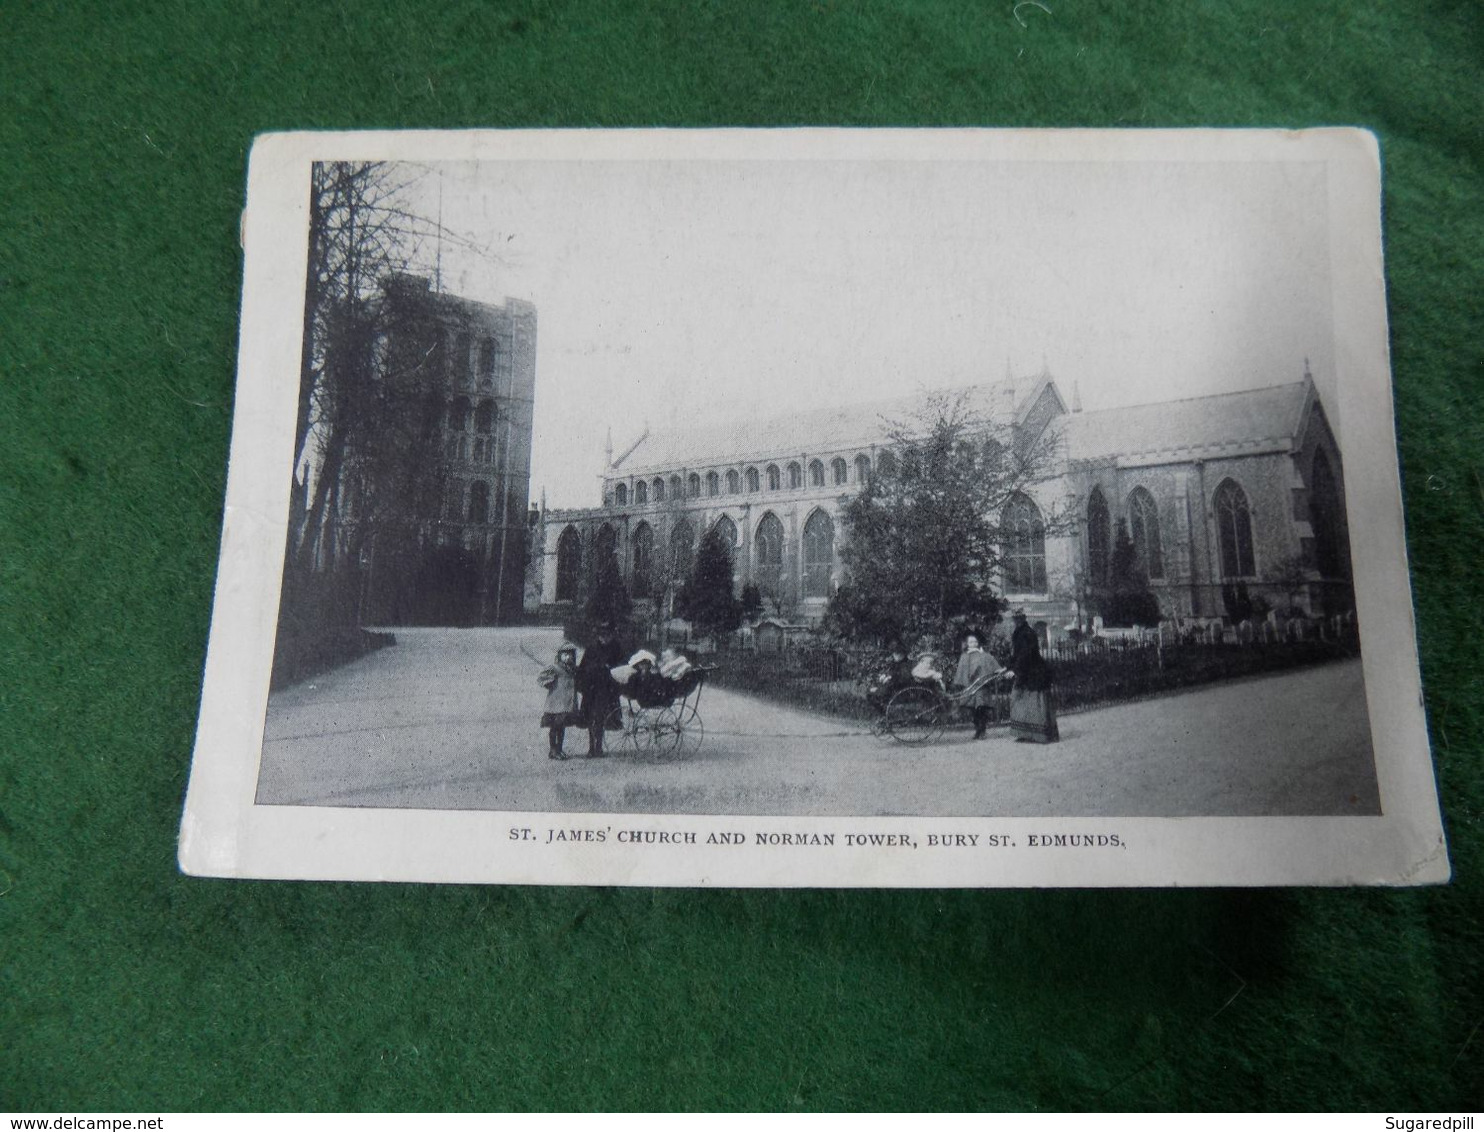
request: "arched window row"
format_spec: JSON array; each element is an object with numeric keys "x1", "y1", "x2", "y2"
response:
[{"x1": 602, "y1": 452, "x2": 884, "y2": 507}]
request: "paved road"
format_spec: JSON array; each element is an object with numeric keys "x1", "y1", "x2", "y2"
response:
[{"x1": 256, "y1": 626, "x2": 1380, "y2": 817}]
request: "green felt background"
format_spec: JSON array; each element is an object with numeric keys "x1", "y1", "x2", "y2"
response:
[{"x1": 2, "y1": 0, "x2": 1481, "y2": 1112}]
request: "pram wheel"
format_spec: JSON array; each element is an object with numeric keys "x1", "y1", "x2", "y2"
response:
[
  {"x1": 605, "y1": 704, "x2": 644, "y2": 755},
  {"x1": 648, "y1": 706, "x2": 687, "y2": 760}
]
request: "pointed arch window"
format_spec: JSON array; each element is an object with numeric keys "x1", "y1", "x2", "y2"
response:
[
  {"x1": 1215, "y1": 479, "x2": 1256, "y2": 578},
  {"x1": 1127, "y1": 487, "x2": 1164, "y2": 579},
  {"x1": 712, "y1": 514, "x2": 737, "y2": 552},
  {"x1": 632, "y1": 522, "x2": 654, "y2": 595},
  {"x1": 706, "y1": 471, "x2": 720, "y2": 497},
  {"x1": 802, "y1": 511, "x2": 835, "y2": 598},
  {"x1": 635, "y1": 480, "x2": 648, "y2": 505},
  {"x1": 854, "y1": 455, "x2": 871, "y2": 483},
  {"x1": 1002, "y1": 494, "x2": 1047, "y2": 592},
  {"x1": 808, "y1": 459, "x2": 825, "y2": 487},
  {"x1": 755, "y1": 512, "x2": 784, "y2": 595},
  {"x1": 1086, "y1": 486, "x2": 1111, "y2": 587},
  {"x1": 668, "y1": 475, "x2": 683, "y2": 500},
  {"x1": 766, "y1": 464, "x2": 781, "y2": 491},
  {"x1": 652, "y1": 477, "x2": 666, "y2": 503},
  {"x1": 687, "y1": 473, "x2": 701, "y2": 499},
  {"x1": 556, "y1": 526, "x2": 582, "y2": 601},
  {"x1": 595, "y1": 523, "x2": 617, "y2": 564},
  {"x1": 726, "y1": 469, "x2": 740, "y2": 494},
  {"x1": 615, "y1": 482, "x2": 629, "y2": 507},
  {"x1": 670, "y1": 519, "x2": 695, "y2": 579},
  {"x1": 745, "y1": 467, "x2": 760, "y2": 493},
  {"x1": 831, "y1": 457, "x2": 848, "y2": 486},
  {"x1": 787, "y1": 462, "x2": 802, "y2": 489}
]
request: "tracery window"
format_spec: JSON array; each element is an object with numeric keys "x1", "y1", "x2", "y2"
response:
[
  {"x1": 802, "y1": 511, "x2": 835, "y2": 598},
  {"x1": 787, "y1": 462, "x2": 802, "y2": 489},
  {"x1": 831, "y1": 457, "x2": 848, "y2": 486},
  {"x1": 712, "y1": 515, "x2": 737, "y2": 553},
  {"x1": 1214, "y1": 479, "x2": 1256, "y2": 578},
  {"x1": 1127, "y1": 487, "x2": 1164, "y2": 579},
  {"x1": 808, "y1": 460, "x2": 825, "y2": 488},
  {"x1": 746, "y1": 467, "x2": 760, "y2": 493},
  {"x1": 635, "y1": 480, "x2": 648, "y2": 505},
  {"x1": 766, "y1": 465, "x2": 781, "y2": 491},
  {"x1": 687, "y1": 473, "x2": 701, "y2": 499},
  {"x1": 556, "y1": 526, "x2": 582, "y2": 602},
  {"x1": 670, "y1": 519, "x2": 695, "y2": 578},
  {"x1": 652, "y1": 477, "x2": 666, "y2": 503},
  {"x1": 1001, "y1": 494, "x2": 1047, "y2": 592},
  {"x1": 755, "y1": 512, "x2": 784, "y2": 595},
  {"x1": 632, "y1": 522, "x2": 654, "y2": 594},
  {"x1": 726, "y1": 469, "x2": 740, "y2": 494},
  {"x1": 1087, "y1": 486, "x2": 1111, "y2": 588},
  {"x1": 614, "y1": 482, "x2": 628, "y2": 507},
  {"x1": 595, "y1": 524, "x2": 617, "y2": 564}
]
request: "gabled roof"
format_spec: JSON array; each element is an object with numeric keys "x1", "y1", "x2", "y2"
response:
[
  {"x1": 1061, "y1": 381, "x2": 1313, "y2": 466},
  {"x1": 611, "y1": 378, "x2": 1044, "y2": 475}
]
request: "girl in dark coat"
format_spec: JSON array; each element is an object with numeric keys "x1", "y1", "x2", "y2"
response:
[{"x1": 1009, "y1": 612, "x2": 1059, "y2": 743}]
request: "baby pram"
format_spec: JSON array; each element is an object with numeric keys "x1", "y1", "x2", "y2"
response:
[{"x1": 607, "y1": 664, "x2": 714, "y2": 759}]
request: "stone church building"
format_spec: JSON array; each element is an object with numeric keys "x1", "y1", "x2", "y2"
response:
[{"x1": 529, "y1": 363, "x2": 1352, "y2": 637}]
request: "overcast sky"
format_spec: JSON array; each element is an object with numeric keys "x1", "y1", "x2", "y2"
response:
[{"x1": 394, "y1": 156, "x2": 1336, "y2": 509}]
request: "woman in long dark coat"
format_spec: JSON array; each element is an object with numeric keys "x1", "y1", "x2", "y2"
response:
[
  {"x1": 577, "y1": 627, "x2": 624, "y2": 758},
  {"x1": 1009, "y1": 611, "x2": 1059, "y2": 743}
]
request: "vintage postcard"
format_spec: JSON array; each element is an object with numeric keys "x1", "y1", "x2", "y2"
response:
[{"x1": 180, "y1": 128, "x2": 1448, "y2": 886}]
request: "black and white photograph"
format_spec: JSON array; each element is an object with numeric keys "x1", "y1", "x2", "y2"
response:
[{"x1": 182, "y1": 129, "x2": 1445, "y2": 886}]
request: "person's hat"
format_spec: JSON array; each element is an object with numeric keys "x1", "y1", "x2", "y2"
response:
[
  {"x1": 1012, "y1": 608, "x2": 1027, "y2": 619},
  {"x1": 556, "y1": 640, "x2": 578, "y2": 655},
  {"x1": 628, "y1": 649, "x2": 658, "y2": 666}
]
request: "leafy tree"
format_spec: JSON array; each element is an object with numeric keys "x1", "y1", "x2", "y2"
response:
[
  {"x1": 677, "y1": 530, "x2": 742, "y2": 643},
  {"x1": 825, "y1": 389, "x2": 1067, "y2": 650},
  {"x1": 1098, "y1": 519, "x2": 1162, "y2": 628},
  {"x1": 739, "y1": 581, "x2": 763, "y2": 623}
]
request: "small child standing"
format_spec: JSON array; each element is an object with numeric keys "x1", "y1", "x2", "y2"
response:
[{"x1": 537, "y1": 642, "x2": 581, "y2": 760}]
